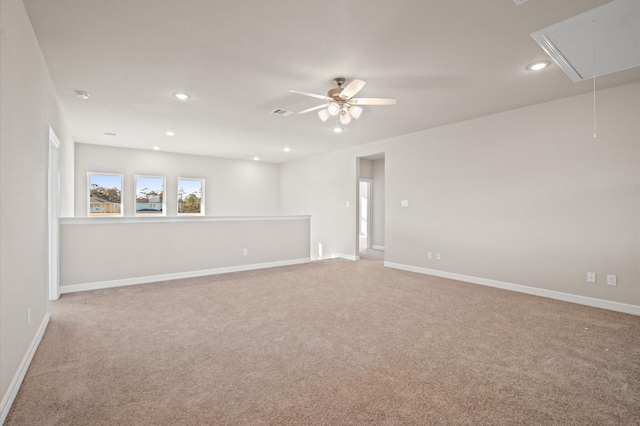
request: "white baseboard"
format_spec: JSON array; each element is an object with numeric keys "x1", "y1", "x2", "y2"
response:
[
  {"x1": 371, "y1": 245, "x2": 385, "y2": 251},
  {"x1": 339, "y1": 253, "x2": 360, "y2": 261},
  {"x1": 0, "y1": 312, "x2": 50, "y2": 424},
  {"x1": 60, "y1": 258, "x2": 311, "y2": 294},
  {"x1": 384, "y1": 262, "x2": 640, "y2": 316}
]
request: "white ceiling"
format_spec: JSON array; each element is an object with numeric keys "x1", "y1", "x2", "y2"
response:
[{"x1": 23, "y1": 0, "x2": 640, "y2": 163}]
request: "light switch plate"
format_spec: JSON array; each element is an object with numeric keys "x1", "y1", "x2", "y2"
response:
[
  {"x1": 401, "y1": 200, "x2": 409, "y2": 207},
  {"x1": 607, "y1": 275, "x2": 617, "y2": 286}
]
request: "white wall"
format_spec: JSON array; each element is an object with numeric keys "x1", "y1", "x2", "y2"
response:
[
  {"x1": 360, "y1": 159, "x2": 372, "y2": 179},
  {"x1": 281, "y1": 148, "x2": 358, "y2": 260},
  {"x1": 372, "y1": 159, "x2": 385, "y2": 248},
  {"x1": 281, "y1": 82, "x2": 640, "y2": 308},
  {"x1": 74, "y1": 144, "x2": 280, "y2": 217},
  {"x1": 0, "y1": 0, "x2": 74, "y2": 419}
]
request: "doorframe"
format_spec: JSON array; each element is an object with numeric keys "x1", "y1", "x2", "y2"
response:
[
  {"x1": 48, "y1": 127, "x2": 60, "y2": 301},
  {"x1": 358, "y1": 178, "x2": 373, "y2": 251}
]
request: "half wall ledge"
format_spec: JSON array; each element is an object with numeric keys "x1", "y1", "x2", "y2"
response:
[{"x1": 60, "y1": 215, "x2": 311, "y2": 292}]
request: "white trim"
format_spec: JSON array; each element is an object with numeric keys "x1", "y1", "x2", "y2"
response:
[
  {"x1": 371, "y1": 245, "x2": 385, "y2": 251},
  {"x1": 0, "y1": 312, "x2": 50, "y2": 424},
  {"x1": 134, "y1": 174, "x2": 167, "y2": 217},
  {"x1": 177, "y1": 177, "x2": 205, "y2": 216},
  {"x1": 87, "y1": 172, "x2": 124, "y2": 217},
  {"x1": 48, "y1": 127, "x2": 60, "y2": 148},
  {"x1": 48, "y1": 128, "x2": 60, "y2": 300},
  {"x1": 358, "y1": 178, "x2": 373, "y2": 251},
  {"x1": 60, "y1": 258, "x2": 311, "y2": 294},
  {"x1": 340, "y1": 254, "x2": 360, "y2": 261},
  {"x1": 61, "y1": 215, "x2": 311, "y2": 225},
  {"x1": 384, "y1": 262, "x2": 640, "y2": 316}
]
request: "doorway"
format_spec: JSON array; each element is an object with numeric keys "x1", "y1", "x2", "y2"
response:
[{"x1": 356, "y1": 154, "x2": 385, "y2": 260}]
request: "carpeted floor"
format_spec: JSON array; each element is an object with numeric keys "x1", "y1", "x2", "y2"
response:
[{"x1": 6, "y1": 254, "x2": 640, "y2": 425}]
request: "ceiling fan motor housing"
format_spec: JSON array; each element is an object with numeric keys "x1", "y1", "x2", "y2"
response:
[
  {"x1": 327, "y1": 77, "x2": 346, "y2": 100},
  {"x1": 327, "y1": 87, "x2": 343, "y2": 99}
]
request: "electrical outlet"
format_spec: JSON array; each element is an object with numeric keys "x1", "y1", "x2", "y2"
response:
[
  {"x1": 346, "y1": 201, "x2": 350, "y2": 207},
  {"x1": 243, "y1": 249, "x2": 248, "y2": 256},
  {"x1": 401, "y1": 200, "x2": 409, "y2": 207},
  {"x1": 436, "y1": 253, "x2": 441, "y2": 260},
  {"x1": 607, "y1": 275, "x2": 617, "y2": 286},
  {"x1": 587, "y1": 272, "x2": 596, "y2": 283},
  {"x1": 427, "y1": 251, "x2": 432, "y2": 259}
]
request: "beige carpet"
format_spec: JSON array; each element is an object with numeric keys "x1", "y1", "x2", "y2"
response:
[{"x1": 6, "y1": 256, "x2": 640, "y2": 425}]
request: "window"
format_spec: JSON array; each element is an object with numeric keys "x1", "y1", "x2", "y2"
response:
[
  {"x1": 135, "y1": 175, "x2": 166, "y2": 216},
  {"x1": 88, "y1": 173, "x2": 123, "y2": 216},
  {"x1": 177, "y1": 178, "x2": 204, "y2": 216}
]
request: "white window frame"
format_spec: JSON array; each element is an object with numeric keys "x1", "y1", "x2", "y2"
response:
[
  {"x1": 177, "y1": 177, "x2": 205, "y2": 216},
  {"x1": 134, "y1": 175, "x2": 167, "y2": 217},
  {"x1": 87, "y1": 172, "x2": 124, "y2": 217}
]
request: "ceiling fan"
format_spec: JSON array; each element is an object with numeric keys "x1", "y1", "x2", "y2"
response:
[{"x1": 290, "y1": 78, "x2": 397, "y2": 129}]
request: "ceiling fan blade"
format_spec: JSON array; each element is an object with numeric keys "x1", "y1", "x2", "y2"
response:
[
  {"x1": 350, "y1": 97, "x2": 397, "y2": 106},
  {"x1": 297, "y1": 103, "x2": 329, "y2": 114},
  {"x1": 289, "y1": 89, "x2": 332, "y2": 102},
  {"x1": 340, "y1": 79, "x2": 366, "y2": 99}
]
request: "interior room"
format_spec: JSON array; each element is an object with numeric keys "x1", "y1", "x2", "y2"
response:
[{"x1": 1, "y1": 0, "x2": 639, "y2": 424}]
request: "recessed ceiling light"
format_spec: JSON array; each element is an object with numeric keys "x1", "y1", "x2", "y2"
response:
[
  {"x1": 284, "y1": 147, "x2": 290, "y2": 152},
  {"x1": 527, "y1": 60, "x2": 551, "y2": 71},
  {"x1": 165, "y1": 131, "x2": 175, "y2": 136},
  {"x1": 153, "y1": 146, "x2": 160, "y2": 150},
  {"x1": 173, "y1": 92, "x2": 190, "y2": 100},
  {"x1": 333, "y1": 127, "x2": 343, "y2": 134},
  {"x1": 75, "y1": 90, "x2": 90, "y2": 99},
  {"x1": 253, "y1": 157, "x2": 260, "y2": 161}
]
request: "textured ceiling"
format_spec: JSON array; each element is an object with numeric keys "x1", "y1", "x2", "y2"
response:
[{"x1": 23, "y1": 0, "x2": 640, "y2": 163}]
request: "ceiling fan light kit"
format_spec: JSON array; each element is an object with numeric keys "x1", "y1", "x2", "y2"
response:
[
  {"x1": 290, "y1": 77, "x2": 396, "y2": 131},
  {"x1": 318, "y1": 109, "x2": 331, "y2": 122},
  {"x1": 328, "y1": 102, "x2": 341, "y2": 116},
  {"x1": 349, "y1": 106, "x2": 363, "y2": 119}
]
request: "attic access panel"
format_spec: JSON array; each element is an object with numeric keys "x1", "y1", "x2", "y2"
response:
[{"x1": 531, "y1": 0, "x2": 639, "y2": 83}]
